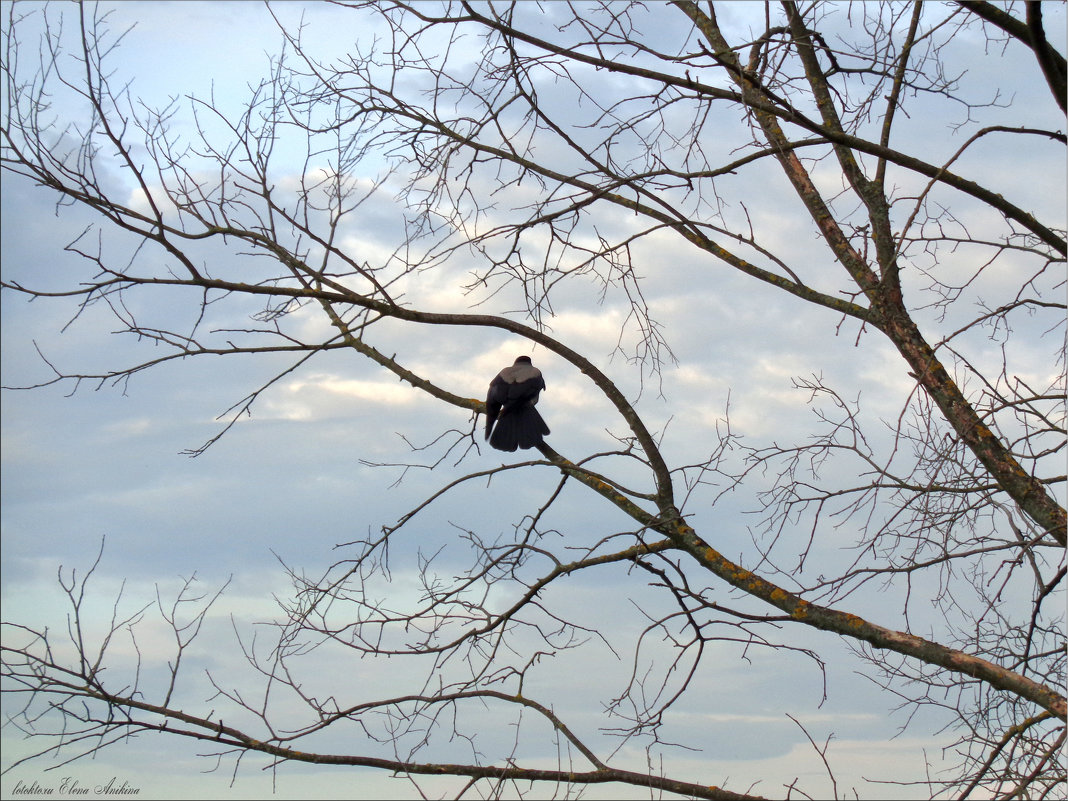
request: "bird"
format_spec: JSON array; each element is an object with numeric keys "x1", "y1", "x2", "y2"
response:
[{"x1": 484, "y1": 355, "x2": 550, "y2": 452}]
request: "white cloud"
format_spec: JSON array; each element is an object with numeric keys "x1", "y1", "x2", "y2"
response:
[
  {"x1": 3, "y1": 2, "x2": 1063, "y2": 799},
  {"x1": 262, "y1": 373, "x2": 425, "y2": 421}
]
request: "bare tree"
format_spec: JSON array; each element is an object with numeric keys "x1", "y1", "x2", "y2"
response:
[{"x1": 2, "y1": 1, "x2": 1064, "y2": 798}]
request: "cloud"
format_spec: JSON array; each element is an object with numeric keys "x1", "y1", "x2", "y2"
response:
[
  {"x1": 3, "y1": 3, "x2": 1064, "y2": 799},
  {"x1": 260, "y1": 373, "x2": 425, "y2": 422}
]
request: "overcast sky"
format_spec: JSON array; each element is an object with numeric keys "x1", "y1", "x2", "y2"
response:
[{"x1": 2, "y1": 2, "x2": 1065, "y2": 799}]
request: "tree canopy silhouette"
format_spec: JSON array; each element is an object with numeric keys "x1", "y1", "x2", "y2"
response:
[{"x1": 1, "y1": 2, "x2": 1064, "y2": 798}]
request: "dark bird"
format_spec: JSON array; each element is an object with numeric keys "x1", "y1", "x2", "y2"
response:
[{"x1": 485, "y1": 356, "x2": 550, "y2": 452}]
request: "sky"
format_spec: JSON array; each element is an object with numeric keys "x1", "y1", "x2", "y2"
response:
[{"x1": 1, "y1": 2, "x2": 1065, "y2": 800}]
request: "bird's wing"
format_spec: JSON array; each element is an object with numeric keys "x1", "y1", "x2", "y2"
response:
[
  {"x1": 504, "y1": 374, "x2": 545, "y2": 408},
  {"x1": 485, "y1": 375, "x2": 506, "y2": 439}
]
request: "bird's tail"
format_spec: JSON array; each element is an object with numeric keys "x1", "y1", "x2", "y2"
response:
[{"x1": 486, "y1": 402, "x2": 515, "y2": 440}]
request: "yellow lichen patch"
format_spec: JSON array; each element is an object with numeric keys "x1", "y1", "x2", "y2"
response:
[{"x1": 728, "y1": 566, "x2": 754, "y2": 583}]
